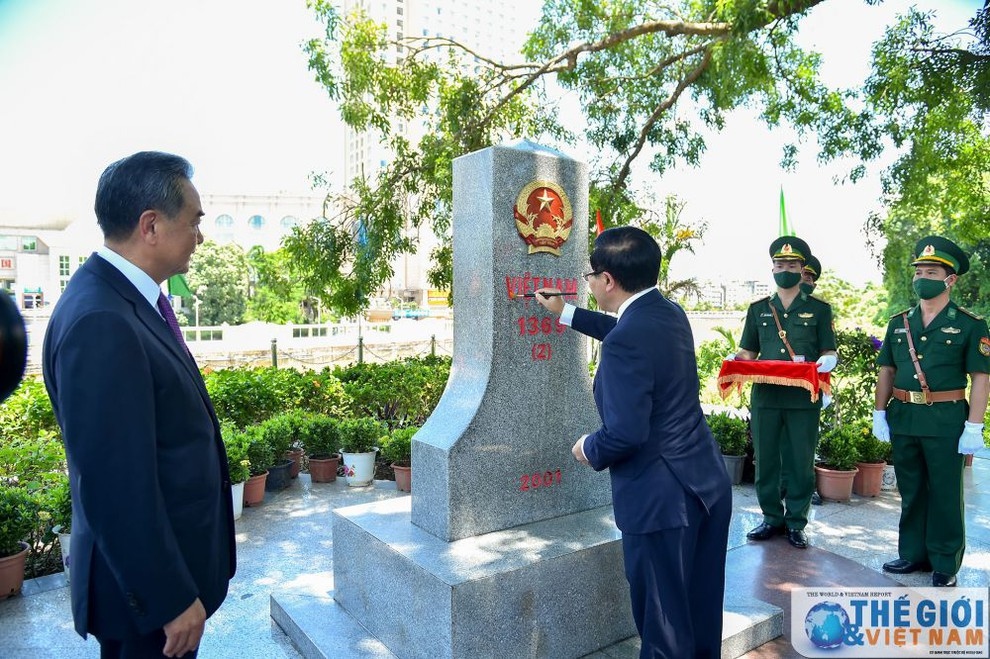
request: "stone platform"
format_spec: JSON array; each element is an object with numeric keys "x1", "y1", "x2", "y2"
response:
[{"x1": 271, "y1": 496, "x2": 782, "y2": 659}]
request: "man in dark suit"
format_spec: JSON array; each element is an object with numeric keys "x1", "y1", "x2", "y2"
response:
[
  {"x1": 43, "y1": 152, "x2": 236, "y2": 658},
  {"x1": 536, "y1": 226, "x2": 732, "y2": 659}
]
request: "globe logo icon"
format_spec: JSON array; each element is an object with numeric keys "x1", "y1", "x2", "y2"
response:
[{"x1": 804, "y1": 601, "x2": 850, "y2": 650}]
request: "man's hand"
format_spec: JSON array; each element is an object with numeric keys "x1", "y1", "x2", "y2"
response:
[
  {"x1": 872, "y1": 410, "x2": 890, "y2": 443},
  {"x1": 534, "y1": 288, "x2": 565, "y2": 315},
  {"x1": 572, "y1": 435, "x2": 589, "y2": 465},
  {"x1": 816, "y1": 354, "x2": 838, "y2": 373},
  {"x1": 162, "y1": 598, "x2": 206, "y2": 658},
  {"x1": 958, "y1": 421, "x2": 984, "y2": 455}
]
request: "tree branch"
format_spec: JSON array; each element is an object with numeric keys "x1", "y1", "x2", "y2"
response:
[{"x1": 612, "y1": 48, "x2": 714, "y2": 191}]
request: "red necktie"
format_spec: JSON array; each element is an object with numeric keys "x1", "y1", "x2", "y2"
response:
[{"x1": 156, "y1": 292, "x2": 187, "y2": 349}]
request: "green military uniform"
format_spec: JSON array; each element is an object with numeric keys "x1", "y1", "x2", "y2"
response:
[
  {"x1": 876, "y1": 238, "x2": 990, "y2": 576},
  {"x1": 740, "y1": 238, "x2": 837, "y2": 531}
]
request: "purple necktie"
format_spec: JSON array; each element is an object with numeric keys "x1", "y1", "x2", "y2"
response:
[{"x1": 156, "y1": 292, "x2": 188, "y2": 349}]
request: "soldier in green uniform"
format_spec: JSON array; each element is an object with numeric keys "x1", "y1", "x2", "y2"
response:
[
  {"x1": 730, "y1": 236, "x2": 838, "y2": 548},
  {"x1": 873, "y1": 236, "x2": 990, "y2": 587},
  {"x1": 800, "y1": 255, "x2": 822, "y2": 296}
]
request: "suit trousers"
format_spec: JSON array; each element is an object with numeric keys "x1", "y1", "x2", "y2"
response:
[
  {"x1": 891, "y1": 432, "x2": 966, "y2": 575},
  {"x1": 621, "y1": 491, "x2": 731, "y2": 659},
  {"x1": 751, "y1": 407, "x2": 819, "y2": 530},
  {"x1": 98, "y1": 629, "x2": 198, "y2": 659}
]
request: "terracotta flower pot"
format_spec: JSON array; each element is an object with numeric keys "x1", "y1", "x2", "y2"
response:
[
  {"x1": 852, "y1": 461, "x2": 886, "y2": 498},
  {"x1": 308, "y1": 455, "x2": 339, "y2": 483},
  {"x1": 286, "y1": 449, "x2": 303, "y2": 479},
  {"x1": 243, "y1": 471, "x2": 268, "y2": 507},
  {"x1": 815, "y1": 465, "x2": 858, "y2": 503},
  {"x1": 0, "y1": 542, "x2": 29, "y2": 600},
  {"x1": 392, "y1": 464, "x2": 412, "y2": 492}
]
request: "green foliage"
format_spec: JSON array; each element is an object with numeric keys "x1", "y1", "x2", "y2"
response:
[
  {"x1": 856, "y1": 426, "x2": 892, "y2": 464},
  {"x1": 0, "y1": 430, "x2": 66, "y2": 492},
  {"x1": 244, "y1": 426, "x2": 275, "y2": 476},
  {"x1": 334, "y1": 356, "x2": 450, "y2": 428},
  {"x1": 299, "y1": 414, "x2": 341, "y2": 459},
  {"x1": 204, "y1": 367, "x2": 351, "y2": 429},
  {"x1": 0, "y1": 377, "x2": 61, "y2": 445},
  {"x1": 244, "y1": 246, "x2": 315, "y2": 324},
  {"x1": 0, "y1": 486, "x2": 39, "y2": 557},
  {"x1": 184, "y1": 240, "x2": 250, "y2": 326},
  {"x1": 221, "y1": 421, "x2": 252, "y2": 484},
  {"x1": 48, "y1": 476, "x2": 72, "y2": 534},
  {"x1": 258, "y1": 414, "x2": 296, "y2": 458},
  {"x1": 816, "y1": 423, "x2": 862, "y2": 472},
  {"x1": 822, "y1": 329, "x2": 881, "y2": 428},
  {"x1": 380, "y1": 426, "x2": 418, "y2": 466},
  {"x1": 706, "y1": 412, "x2": 749, "y2": 456},
  {"x1": 338, "y1": 417, "x2": 388, "y2": 454}
]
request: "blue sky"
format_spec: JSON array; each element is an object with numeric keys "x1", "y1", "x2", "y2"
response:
[{"x1": 0, "y1": 0, "x2": 982, "y2": 285}]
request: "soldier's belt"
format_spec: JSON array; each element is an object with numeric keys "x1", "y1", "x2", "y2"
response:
[{"x1": 891, "y1": 387, "x2": 966, "y2": 405}]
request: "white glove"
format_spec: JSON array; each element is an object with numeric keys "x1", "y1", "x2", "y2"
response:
[
  {"x1": 872, "y1": 409, "x2": 890, "y2": 443},
  {"x1": 816, "y1": 354, "x2": 838, "y2": 373},
  {"x1": 724, "y1": 352, "x2": 737, "y2": 361},
  {"x1": 821, "y1": 393, "x2": 832, "y2": 409},
  {"x1": 958, "y1": 421, "x2": 984, "y2": 455}
]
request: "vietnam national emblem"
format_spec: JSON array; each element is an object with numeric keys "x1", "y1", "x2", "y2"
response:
[{"x1": 513, "y1": 181, "x2": 573, "y2": 256}]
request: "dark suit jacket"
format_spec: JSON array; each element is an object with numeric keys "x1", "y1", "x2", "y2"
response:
[
  {"x1": 43, "y1": 254, "x2": 235, "y2": 639},
  {"x1": 572, "y1": 290, "x2": 730, "y2": 533}
]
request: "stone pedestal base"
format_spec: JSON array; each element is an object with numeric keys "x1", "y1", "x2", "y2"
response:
[{"x1": 330, "y1": 496, "x2": 635, "y2": 658}]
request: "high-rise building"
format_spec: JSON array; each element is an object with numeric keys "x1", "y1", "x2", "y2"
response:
[{"x1": 338, "y1": 0, "x2": 535, "y2": 305}]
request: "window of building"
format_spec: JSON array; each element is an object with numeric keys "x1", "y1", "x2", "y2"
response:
[
  {"x1": 59, "y1": 255, "x2": 70, "y2": 277},
  {"x1": 0, "y1": 236, "x2": 16, "y2": 251},
  {"x1": 78, "y1": 256, "x2": 86, "y2": 267},
  {"x1": 280, "y1": 216, "x2": 298, "y2": 230},
  {"x1": 248, "y1": 215, "x2": 265, "y2": 230},
  {"x1": 397, "y1": 6, "x2": 403, "y2": 14},
  {"x1": 216, "y1": 214, "x2": 234, "y2": 228},
  {"x1": 20, "y1": 237, "x2": 36, "y2": 252}
]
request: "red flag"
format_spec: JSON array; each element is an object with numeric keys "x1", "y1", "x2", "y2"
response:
[{"x1": 595, "y1": 209, "x2": 605, "y2": 236}]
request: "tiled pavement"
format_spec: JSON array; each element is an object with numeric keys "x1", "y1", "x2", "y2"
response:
[{"x1": 2, "y1": 453, "x2": 987, "y2": 658}]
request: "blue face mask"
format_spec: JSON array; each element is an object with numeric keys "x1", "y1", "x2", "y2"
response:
[{"x1": 773, "y1": 271, "x2": 801, "y2": 289}]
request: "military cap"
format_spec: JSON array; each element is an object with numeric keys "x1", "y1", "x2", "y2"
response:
[
  {"x1": 911, "y1": 235, "x2": 969, "y2": 275},
  {"x1": 803, "y1": 254, "x2": 822, "y2": 280},
  {"x1": 769, "y1": 235, "x2": 810, "y2": 262}
]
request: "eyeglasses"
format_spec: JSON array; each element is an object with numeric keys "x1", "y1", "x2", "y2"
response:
[{"x1": 582, "y1": 270, "x2": 602, "y2": 282}]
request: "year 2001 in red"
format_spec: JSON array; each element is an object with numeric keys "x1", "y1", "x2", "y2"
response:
[{"x1": 519, "y1": 469, "x2": 562, "y2": 491}]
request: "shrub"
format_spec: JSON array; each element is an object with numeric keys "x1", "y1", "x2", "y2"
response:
[
  {"x1": 243, "y1": 426, "x2": 274, "y2": 476},
  {"x1": 338, "y1": 417, "x2": 388, "y2": 454},
  {"x1": 0, "y1": 486, "x2": 38, "y2": 557},
  {"x1": 258, "y1": 414, "x2": 296, "y2": 458},
  {"x1": 706, "y1": 412, "x2": 748, "y2": 456},
  {"x1": 380, "y1": 426, "x2": 418, "y2": 466},
  {"x1": 299, "y1": 414, "x2": 340, "y2": 459},
  {"x1": 817, "y1": 424, "x2": 862, "y2": 472},
  {"x1": 0, "y1": 377, "x2": 61, "y2": 445},
  {"x1": 334, "y1": 357, "x2": 449, "y2": 427},
  {"x1": 856, "y1": 425, "x2": 891, "y2": 464},
  {"x1": 221, "y1": 422, "x2": 252, "y2": 484}
]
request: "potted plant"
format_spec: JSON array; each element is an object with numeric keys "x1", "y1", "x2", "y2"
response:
[
  {"x1": 706, "y1": 411, "x2": 748, "y2": 485},
  {"x1": 258, "y1": 415, "x2": 295, "y2": 492},
  {"x1": 338, "y1": 417, "x2": 387, "y2": 487},
  {"x1": 49, "y1": 477, "x2": 73, "y2": 582},
  {"x1": 815, "y1": 424, "x2": 861, "y2": 502},
  {"x1": 243, "y1": 425, "x2": 274, "y2": 506},
  {"x1": 853, "y1": 423, "x2": 888, "y2": 497},
  {"x1": 300, "y1": 414, "x2": 341, "y2": 483},
  {"x1": 221, "y1": 422, "x2": 251, "y2": 520},
  {"x1": 0, "y1": 486, "x2": 38, "y2": 600},
  {"x1": 381, "y1": 426, "x2": 418, "y2": 492}
]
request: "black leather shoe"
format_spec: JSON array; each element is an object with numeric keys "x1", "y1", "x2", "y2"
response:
[
  {"x1": 811, "y1": 491, "x2": 823, "y2": 506},
  {"x1": 787, "y1": 528, "x2": 809, "y2": 549},
  {"x1": 933, "y1": 572, "x2": 957, "y2": 587},
  {"x1": 747, "y1": 522, "x2": 786, "y2": 541},
  {"x1": 882, "y1": 558, "x2": 933, "y2": 574}
]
